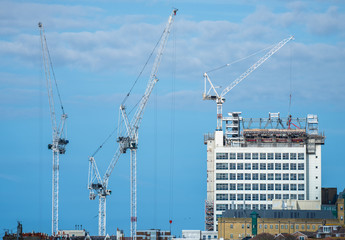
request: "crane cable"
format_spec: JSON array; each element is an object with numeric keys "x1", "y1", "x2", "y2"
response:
[
  {"x1": 206, "y1": 42, "x2": 277, "y2": 74},
  {"x1": 91, "y1": 27, "x2": 167, "y2": 157},
  {"x1": 121, "y1": 29, "x2": 166, "y2": 106},
  {"x1": 41, "y1": 29, "x2": 65, "y2": 115}
]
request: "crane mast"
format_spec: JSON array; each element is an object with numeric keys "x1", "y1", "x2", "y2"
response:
[
  {"x1": 203, "y1": 36, "x2": 294, "y2": 131},
  {"x1": 39, "y1": 22, "x2": 69, "y2": 236},
  {"x1": 88, "y1": 9, "x2": 177, "y2": 237}
]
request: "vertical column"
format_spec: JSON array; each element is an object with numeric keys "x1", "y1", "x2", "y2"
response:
[
  {"x1": 130, "y1": 149, "x2": 137, "y2": 240},
  {"x1": 52, "y1": 149, "x2": 59, "y2": 235}
]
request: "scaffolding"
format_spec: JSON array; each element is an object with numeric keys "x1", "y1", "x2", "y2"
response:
[{"x1": 205, "y1": 200, "x2": 214, "y2": 231}]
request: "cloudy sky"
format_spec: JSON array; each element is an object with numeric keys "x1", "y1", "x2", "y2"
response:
[{"x1": 1, "y1": 0, "x2": 345, "y2": 237}]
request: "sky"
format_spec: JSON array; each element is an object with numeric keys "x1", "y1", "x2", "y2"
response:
[{"x1": 1, "y1": 0, "x2": 345, "y2": 237}]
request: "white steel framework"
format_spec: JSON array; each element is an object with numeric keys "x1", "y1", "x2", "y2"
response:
[
  {"x1": 88, "y1": 9, "x2": 177, "y2": 237},
  {"x1": 39, "y1": 22, "x2": 69, "y2": 236},
  {"x1": 203, "y1": 36, "x2": 294, "y2": 131}
]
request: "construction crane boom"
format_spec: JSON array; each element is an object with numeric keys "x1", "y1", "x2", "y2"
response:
[
  {"x1": 203, "y1": 36, "x2": 294, "y2": 130},
  {"x1": 38, "y1": 22, "x2": 69, "y2": 236},
  {"x1": 88, "y1": 9, "x2": 177, "y2": 237}
]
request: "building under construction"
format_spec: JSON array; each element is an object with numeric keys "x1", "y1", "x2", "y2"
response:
[{"x1": 204, "y1": 112, "x2": 325, "y2": 231}]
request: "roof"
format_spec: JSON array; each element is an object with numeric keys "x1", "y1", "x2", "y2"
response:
[{"x1": 221, "y1": 209, "x2": 336, "y2": 219}]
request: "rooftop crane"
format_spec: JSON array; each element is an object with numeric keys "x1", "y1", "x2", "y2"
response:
[
  {"x1": 88, "y1": 9, "x2": 178, "y2": 237},
  {"x1": 203, "y1": 36, "x2": 294, "y2": 131},
  {"x1": 38, "y1": 22, "x2": 69, "y2": 235}
]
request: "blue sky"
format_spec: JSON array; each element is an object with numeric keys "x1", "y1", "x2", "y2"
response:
[{"x1": 1, "y1": 0, "x2": 345, "y2": 237}]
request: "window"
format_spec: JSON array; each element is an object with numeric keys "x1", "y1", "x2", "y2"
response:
[
  {"x1": 237, "y1": 153, "x2": 243, "y2": 159},
  {"x1": 290, "y1": 153, "x2": 296, "y2": 160},
  {"x1": 229, "y1": 163, "x2": 236, "y2": 170},
  {"x1": 267, "y1": 163, "x2": 274, "y2": 170},
  {"x1": 245, "y1": 153, "x2": 251, "y2": 160},
  {"x1": 216, "y1": 153, "x2": 228, "y2": 159},
  {"x1": 260, "y1": 204, "x2": 266, "y2": 210},
  {"x1": 298, "y1": 194, "x2": 305, "y2": 200},
  {"x1": 276, "y1": 225, "x2": 279, "y2": 229},
  {"x1": 229, "y1": 173, "x2": 236, "y2": 180},
  {"x1": 312, "y1": 225, "x2": 316, "y2": 230},
  {"x1": 298, "y1": 153, "x2": 304, "y2": 160},
  {"x1": 260, "y1": 194, "x2": 266, "y2": 201},
  {"x1": 230, "y1": 194, "x2": 236, "y2": 200},
  {"x1": 245, "y1": 173, "x2": 251, "y2": 180},
  {"x1": 275, "y1": 184, "x2": 281, "y2": 191},
  {"x1": 237, "y1": 184, "x2": 243, "y2": 190},
  {"x1": 260, "y1": 163, "x2": 266, "y2": 170},
  {"x1": 275, "y1": 173, "x2": 281, "y2": 180},
  {"x1": 258, "y1": 184, "x2": 266, "y2": 190},
  {"x1": 265, "y1": 225, "x2": 268, "y2": 229},
  {"x1": 275, "y1": 163, "x2": 281, "y2": 170},
  {"x1": 216, "y1": 204, "x2": 228, "y2": 211},
  {"x1": 283, "y1": 194, "x2": 289, "y2": 199},
  {"x1": 216, "y1": 194, "x2": 228, "y2": 200},
  {"x1": 252, "y1": 153, "x2": 258, "y2": 159},
  {"x1": 216, "y1": 183, "x2": 228, "y2": 190},
  {"x1": 252, "y1": 163, "x2": 258, "y2": 170},
  {"x1": 307, "y1": 225, "x2": 310, "y2": 230},
  {"x1": 267, "y1": 153, "x2": 274, "y2": 159},
  {"x1": 281, "y1": 225, "x2": 284, "y2": 229},
  {"x1": 268, "y1": 194, "x2": 274, "y2": 200},
  {"x1": 252, "y1": 184, "x2": 258, "y2": 190},
  {"x1": 270, "y1": 225, "x2": 273, "y2": 229},
  {"x1": 283, "y1": 153, "x2": 289, "y2": 160},
  {"x1": 229, "y1": 153, "x2": 236, "y2": 159},
  {"x1": 230, "y1": 224, "x2": 233, "y2": 229},
  {"x1": 245, "y1": 163, "x2": 251, "y2": 170},
  {"x1": 267, "y1": 184, "x2": 274, "y2": 191},
  {"x1": 252, "y1": 173, "x2": 259, "y2": 180},
  {"x1": 268, "y1": 173, "x2": 274, "y2": 180},
  {"x1": 290, "y1": 163, "x2": 297, "y2": 170},
  {"x1": 298, "y1": 163, "x2": 304, "y2": 170},
  {"x1": 230, "y1": 183, "x2": 236, "y2": 190},
  {"x1": 237, "y1": 163, "x2": 243, "y2": 170},
  {"x1": 290, "y1": 173, "x2": 297, "y2": 180},
  {"x1": 275, "y1": 194, "x2": 281, "y2": 199},
  {"x1": 268, "y1": 204, "x2": 272, "y2": 210},
  {"x1": 260, "y1": 153, "x2": 266, "y2": 160},
  {"x1": 290, "y1": 184, "x2": 297, "y2": 191},
  {"x1": 245, "y1": 194, "x2": 251, "y2": 201},
  {"x1": 237, "y1": 194, "x2": 243, "y2": 200},
  {"x1": 298, "y1": 174, "x2": 304, "y2": 180},
  {"x1": 298, "y1": 184, "x2": 305, "y2": 191},
  {"x1": 283, "y1": 184, "x2": 289, "y2": 191},
  {"x1": 291, "y1": 225, "x2": 294, "y2": 229},
  {"x1": 237, "y1": 173, "x2": 243, "y2": 180},
  {"x1": 252, "y1": 204, "x2": 259, "y2": 209},
  {"x1": 245, "y1": 183, "x2": 251, "y2": 190},
  {"x1": 296, "y1": 225, "x2": 299, "y2": 230},
  {"x1": 283, "y1": 174, "x2": 289, "y2": 180},
  {"x1": 275, "y1": 153, "x2": 282, "y2": 160},
  {"x1": 260, "y1": 173, "x2": 266, "y2": 180},
  {"x1": 230, "y1": 234, "x2": 233, "y2": 239},
  {"x1": 291, "y1": 194, "x2": 297, "y2": 199},
  {"x1": 247, "y1": 224, "x2": 250, "y2": 228},
  {"x1": 216, "y1": 163, "x2": 228, "y2": 170},
  {"x1": 283, "y1": 163, "x2": 289, "y2": 170},
  {"x1": 216, "y1": 173, "x2": 228, "y2": 180},
  {"x1": 252, "y1": 194, "x2": 259, "y2": 201}
]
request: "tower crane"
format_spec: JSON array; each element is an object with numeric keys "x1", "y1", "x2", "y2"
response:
[
  {"x1": 38, "y1": 22, "x2": 69, "y2": 235},
  {"x1": 88, "y1": 9, "x2": 177, "y2": 237},
  {"x1": 203, "y1": 36, "x2": 294, "y2": 131}
]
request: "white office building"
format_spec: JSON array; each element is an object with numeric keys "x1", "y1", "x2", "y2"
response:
[{"x1": 204, "y1": 112, "x2": 325, "y2": 231}]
